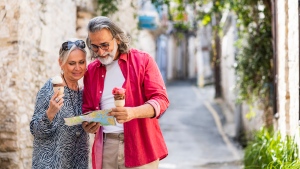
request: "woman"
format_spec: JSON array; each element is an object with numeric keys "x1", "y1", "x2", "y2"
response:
[{"x1": 30, "y1": 38, "x2": 89, "y2": 169}]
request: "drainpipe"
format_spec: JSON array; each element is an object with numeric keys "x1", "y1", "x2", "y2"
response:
[
  {"x1": 272, "y1": 0, "x2": 278, "y2": 119},
  {"x1": 299, "y1": 0, "x2": 300, "y2": 122}
]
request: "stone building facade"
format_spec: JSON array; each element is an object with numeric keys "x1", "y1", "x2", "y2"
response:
[
  {"x1": 0, "y1": 0, "x2": 157, "y2": 168},
  {"x1": 0, "y1": 1, "x2": 96, "y2": 168}
]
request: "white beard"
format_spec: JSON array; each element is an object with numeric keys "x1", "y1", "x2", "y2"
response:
[{"x1": 98, "y1": 39, "x2": 118, "y2": 65}]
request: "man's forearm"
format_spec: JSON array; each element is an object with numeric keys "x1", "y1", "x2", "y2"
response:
[{"x1": 132, "y1": 104, "x2": 155, "y2": 119}]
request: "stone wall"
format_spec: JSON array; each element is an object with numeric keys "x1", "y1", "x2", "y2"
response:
[
  {"x1": 221, "y1": 13, "x2": 237, "y2": 112},
  {"x1": 0, "y1": 0, "x2": 158, "y2": 168},
  {"x1": 0, "y1": 0, "x2": 96, "y2": 168}
]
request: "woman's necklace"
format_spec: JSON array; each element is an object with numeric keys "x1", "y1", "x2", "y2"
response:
[{"x1": 62, "y1": 75, "x2": 79, "y2": 114}]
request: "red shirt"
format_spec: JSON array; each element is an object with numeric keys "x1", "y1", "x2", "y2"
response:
[{"x1": 82, "y1": 48, "x2": 170, "y2": 168}]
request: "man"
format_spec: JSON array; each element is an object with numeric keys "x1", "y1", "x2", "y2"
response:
[{"x1": 82, "y1": 16, "x2": 170, "y2": 169}]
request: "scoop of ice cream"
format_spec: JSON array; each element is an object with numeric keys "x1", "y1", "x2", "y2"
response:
[
  {"x1": 51, "y1": 76, "x2": 63, "y2": 84},
  {"x1": 112, "y1": 87, "x2": 126, "y2": 95},
  {"x1": 114, "y1": 95, "x2": 125, "y2": 100},
  {"x1": 112, "y1": 87, "x2": 126, "y2": 101}
]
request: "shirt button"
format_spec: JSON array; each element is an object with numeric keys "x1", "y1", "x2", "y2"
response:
[
  {"x1": 102, "y1": 75, "x2": 104, "y2": 77},
  {"x1": 96, "y1": 107, "x2": 99, "y2": 109},
  {"x1": 99, "y1": 91, "x2": 102, "y2": 93}
]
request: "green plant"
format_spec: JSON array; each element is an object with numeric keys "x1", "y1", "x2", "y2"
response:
[
  {"x1": 244, "y1": 127, "x2": 300, "y2": 169},
  {"x1": 234, "y1": 0, "x2": 273, "y2": 105},
  {"x1": 96, "y1": 0, "x2": 136, "y2": 16},
  {"x1": 97, "y1": 0, "x2": 120, "y2": 16}
]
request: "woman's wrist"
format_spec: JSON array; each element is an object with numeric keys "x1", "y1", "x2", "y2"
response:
[{"x1": 46, "y1": 109, "x2": 55, "y2": 121}]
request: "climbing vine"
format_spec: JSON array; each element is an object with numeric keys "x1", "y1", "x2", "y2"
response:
[{"x1": 232, "y1": 0, "x2": 273, "y2": 105}]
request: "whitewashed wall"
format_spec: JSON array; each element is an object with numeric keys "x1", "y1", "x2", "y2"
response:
[
  {"x1": 220, "y1": 15, "x2": 237, "y2": 111},
  {"x1": 196, "y1": 25, "x2": 213, "y2": 87},
  {"x1": 276, "y1": 0, "x2": 299, "y2": 138},
  {"x1": 167, "y1": 35, "x2": 176, "y2": 80},
  {"x1": 188, "y1": 36, "x2": 197, "y2": 79}
]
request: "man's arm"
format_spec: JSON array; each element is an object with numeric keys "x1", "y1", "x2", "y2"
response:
[
  {"x1": 109, "y1": 104, "x2": 155, "y2": 124},
  {"x1": 142, "y1": 54, "x2": 170, "y2": 118},
  {"x1": 109, "y1": 53, "x2": 169, "y2": 123}
]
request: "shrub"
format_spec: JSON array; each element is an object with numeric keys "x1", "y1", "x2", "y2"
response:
[{"x1": 244, "y1": 127, "x2": 300, "y2": 169}]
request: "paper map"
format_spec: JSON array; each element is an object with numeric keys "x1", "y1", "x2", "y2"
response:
[{"x1": 64, "y1": 109, "x2": 116, "y2": 126}]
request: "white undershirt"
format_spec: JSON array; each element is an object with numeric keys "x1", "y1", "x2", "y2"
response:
[{"x1": 101, "y1": 60, "x2": 125, "y2": 133}]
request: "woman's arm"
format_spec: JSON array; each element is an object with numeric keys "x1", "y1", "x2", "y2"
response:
[{"x1": 30, "y1": 80, "x2": 60, "y2": 139}]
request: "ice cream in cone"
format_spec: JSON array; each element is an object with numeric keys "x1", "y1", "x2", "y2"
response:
[
  {"x1": 112, "y1": 87, "x2": 126, "y2": 107},
  {"x1": 51, "y1": 75, "x2": 64, "y2": 96}
]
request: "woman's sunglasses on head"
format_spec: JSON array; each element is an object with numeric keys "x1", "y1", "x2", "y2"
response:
[{"x1": 62, "y1": 40, "x2": 86, "y2": 51}]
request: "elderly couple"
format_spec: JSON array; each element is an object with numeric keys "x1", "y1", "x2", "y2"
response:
[{"x1": 30, "y1": 16, "x2": 169, "y2": 169}]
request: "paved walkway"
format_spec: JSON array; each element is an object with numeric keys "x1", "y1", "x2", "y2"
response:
[{"x1": 158, "y1": 80, "x2": 243, "y2": 169}]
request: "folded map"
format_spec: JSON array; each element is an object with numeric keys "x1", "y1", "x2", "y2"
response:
[{"x1": 64, "y1": 109, "x2": 116, "y2": 126}]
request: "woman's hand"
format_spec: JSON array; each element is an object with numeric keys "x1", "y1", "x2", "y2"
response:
[
  {"x1": 82, "y1": 122, "x2": 101, "y2": 134},
  {"x1": 46, "y1": 91, "x2": 64, "y2": 121}
]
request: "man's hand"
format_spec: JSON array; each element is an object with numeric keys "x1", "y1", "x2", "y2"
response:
[
  {"x1": 82, "y1": 122, "x2": 101, "y2": 134},
  {"x1": 108, "y1": 107, "x2": 135, "y2": 124}
]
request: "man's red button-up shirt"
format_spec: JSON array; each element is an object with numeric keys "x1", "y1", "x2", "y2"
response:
[{"x1": 82, "y1": 48, "x2": 170, "y2": 168}]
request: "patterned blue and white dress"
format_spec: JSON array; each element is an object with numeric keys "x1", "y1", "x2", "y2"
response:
[{"x1": 30, "y1": 79, "x2": 89, "y2": 169}]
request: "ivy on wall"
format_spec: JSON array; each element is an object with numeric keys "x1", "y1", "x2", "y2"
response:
[{"x1": 233, "y1": 0, "x2": 273, "y2": 105}]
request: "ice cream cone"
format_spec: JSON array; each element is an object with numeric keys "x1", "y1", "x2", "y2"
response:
[
  {"x1": 51, "y1": 76, "x2": 64, "y2": 96},
  {"x1": 112, "y1": 87, "x2": 126, "y2": 107},
  {"x1": 114, "y1": 100, "x2": 125, "y2": 107},
  {"x1": 53, "y1": 85, "x2": 64, "y2": 96}
]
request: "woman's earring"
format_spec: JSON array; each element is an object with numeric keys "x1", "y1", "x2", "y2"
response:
[{"x1": 60, "y1": 69, "x2": 64, "y2": 75}]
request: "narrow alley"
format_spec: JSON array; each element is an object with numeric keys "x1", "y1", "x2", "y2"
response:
[{"x1": 159, "y1": 80, "x2": 243, "y2": 169}]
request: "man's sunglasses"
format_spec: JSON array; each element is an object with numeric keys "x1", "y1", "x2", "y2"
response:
[{"x1": 62, "y1": 40, "x2": 86, "y2": 51}]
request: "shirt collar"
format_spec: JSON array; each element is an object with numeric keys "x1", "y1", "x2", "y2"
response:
[
  {"x1": 95, "y1": 50, "x2": 130, "y2": 67},
  {"x1": 119, "y1": 52, "x2": 128, "y2": 62},
  {"x1": 94, "y1": 59, "x2": 102, "y2": 67}
]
